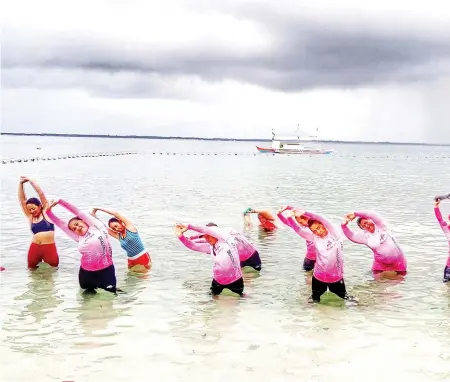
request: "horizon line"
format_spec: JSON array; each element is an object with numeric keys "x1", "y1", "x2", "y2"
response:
[{"x1": 1, "y1": 132, "x2": 449, "y2": 147}]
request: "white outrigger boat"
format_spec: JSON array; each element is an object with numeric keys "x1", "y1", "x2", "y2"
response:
[{"x1": 256, "y1": 130, "x2": 334, "y2": 155}]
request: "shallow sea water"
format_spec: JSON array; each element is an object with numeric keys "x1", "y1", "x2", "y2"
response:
[{"x1": 1, "y1": 136, "x2": 449, "y2": 381}]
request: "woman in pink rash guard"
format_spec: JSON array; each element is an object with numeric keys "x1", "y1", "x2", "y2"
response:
[
  {"x1": 46, "y1": 198, "x2": 118, "y2": 294},
  {"x1": 278, "y1": 205, "x2": 355, "y2": 303},
  {"x1": 341, "y1": 211, "x2": 407, "y2": 276},
  {"x1": 175, "y1": 223, "x2": 244, "y2": 296},
  {"x1": 180, "y1": 223, "x2": 262, "y2": 272},
  {"x1": 277, "y1": 206, "x2": 317, "y2": 271},
  {"x1": 434, "y1": 198, "x2": 450, "y2": 282}
]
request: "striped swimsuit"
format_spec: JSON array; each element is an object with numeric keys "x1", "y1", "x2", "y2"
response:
[{"x1": 119, "y1": 229, "x2": 151, "y2": 268}]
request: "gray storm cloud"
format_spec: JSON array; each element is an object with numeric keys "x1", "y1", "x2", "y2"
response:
[{"x1": 3, "y1": 7, "x2": 450, "y2": 96}]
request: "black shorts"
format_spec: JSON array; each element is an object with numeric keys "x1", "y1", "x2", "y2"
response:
[
  {"x1": 210, "y1": 278, "x2": 244, "y2": 296},
  {"x1": 303, "y1": 257, "x2": 315, "y2": 271},
  {"x1": 240, "y1": 251, "x2": 262, "y2": 271},
  {"x1": 79, "y1": 264, "x2": 117, "y2": 294},
  {"x1": 444, "y1": 265, "x2": 450, "y2": 283},
  {"x1": 311, "y1": 275, "x2": 348, "y2": 302}
]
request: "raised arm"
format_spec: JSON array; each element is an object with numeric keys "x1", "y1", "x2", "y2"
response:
[
  {"x1": 286, "y1": 216, "x2": 314, "y2": 241},
  {"x1": 18, "y1": 179, "x2": 30, "y2": 218},
  {"x1": 341, "y1": 221, "x2": 367, "y2": 245},
  {"x1": 276, "y1": 205, "x2": 294, "y2": 226},
  {"x1": 92, "y1": 207, "x2": 136, "y2": 231},
  {"x1": 45, "y1": 203, "x2": 78, "y2": 242},
  {"x1": 28, "y1": 179, "x2": 49, "y2": 208},
  {"x1": 178, "y1": 235, "x2": 211, "y2": 254},
  {"x1": 434, "y1": 203, "x2": 449, "y2": 233},
  {"x1": 303, "y1": 210, "x2": 340, "y2": 238},
  {"x1": 58, "y1": 199, "x2": 101, "y2": 229},
  {"x1": 354, "y1": 210, "x2": 387, "y2": 229},
  {"x1": 187, "y1": 224, "x2": 230, "y2": 242}
]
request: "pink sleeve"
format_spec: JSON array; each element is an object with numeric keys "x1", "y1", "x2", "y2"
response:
[
  {"x1": 277, "y1": 206, "x2": 294, "y2": 225},
  {"x1": 187, "y1": 224, "x2": 230, "y2": 242},
  {"x1": 59, "y1": 199, "x2": 102, "y2": 229},
  {"x1": 354, "y1": 210, "x2": 386, "y2": 229},
  {"x1": 341, "y1": 223, "x2": 367, "y2": 245},
  {"x1": 286, "y1": 216, "x2": 314, "y2": 241},
  {"x1": 304, "y1": 211, "x2": 339, "y2": 237},
  {"x1": 434, "y1": 207, "x2": 450, "y2": 233},
  {"x1": 179, "y1": 235, "x2": 210, "y2": 254},
  {"x1": 46, "y1": 209, "x2": 78, "y2": 242},
  {"x1": 188, "y1": 234, "x2": 204, "y2": 240}
]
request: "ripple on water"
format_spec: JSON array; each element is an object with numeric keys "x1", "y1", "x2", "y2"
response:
[{"x1": 1, "y1": 138, "x2": 450, "y2": 381}]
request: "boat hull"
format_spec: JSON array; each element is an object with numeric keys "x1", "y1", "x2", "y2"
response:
[{"x1": 256, "y1": 146, "x2": 333, "y2": 155}]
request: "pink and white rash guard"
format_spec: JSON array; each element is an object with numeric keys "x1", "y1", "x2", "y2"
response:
[
  {"x1": 180, "y1": 224, "x2": 243, "y2": 285},
  {"x1": 277, "y1": 206, "x2": 317, "y2": 261},
  {"x1": 434, "y1": 206, "x2": 450, "y2": 267},
  {"x1": 283, "y1": 210, "x2": 344, "y2": 283},
  {"x1": 183, "y1": 230, "x2": 257, "y2": 262},
  {"x1": 46, "y1": 199, "x2": 113, "y2": 271},
  {"x1": 341, "y1": 211, "x2": 407, "y2": 272}
]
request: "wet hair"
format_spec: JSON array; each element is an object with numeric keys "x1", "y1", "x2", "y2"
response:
[
  {"x1": 206, "y1": 222, "x2": 218, "y2": 227},
  {"x1": 26, "y1": 197, "x2": 41, "y2": 207},
  {"x1": 307, "y1": 219, "x2": 322, "y2": 228},
  {"x1": 108, "y1": 217, "x2": 121, "y2": 226}
]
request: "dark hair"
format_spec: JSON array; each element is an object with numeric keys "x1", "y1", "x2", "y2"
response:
[
  {"x1": 307, "y1": 219, "x2": 321, "y2": 228},
  {"x1": 68, "y1": 216, "x2": 82, "y2": 227},
  {"x1": 108, "y1": 217, "x2": 121, "y2": 225},
  {"x1": 356, "y1": 217, "x2": 363, "y2": 229},
  {"x1": 26, "y1": 197, "x2": 41, "y2": 207},
  {"x1": 206, "y1": 222, "x2": 218, "y2": 227}
]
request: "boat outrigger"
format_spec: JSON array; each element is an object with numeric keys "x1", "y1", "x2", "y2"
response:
[{"x1": 256, "y1": 130, "x2": 334, "y2": 155}]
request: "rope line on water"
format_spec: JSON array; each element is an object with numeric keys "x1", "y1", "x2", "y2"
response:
[
  {"x1": 2, "y1": 151, "x2": 137, "y2": 164},
  {"x1": 2, "y1": 151, "x2": 449, "y2": 164}
]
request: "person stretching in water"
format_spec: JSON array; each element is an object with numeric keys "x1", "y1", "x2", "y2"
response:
[
  {"x1": 175, "y1": 223, "x2": 244, "y2": 296},
  {"x1": 179, "y1": 223, "x2": 262, "y2": 272},
  {"x1": 341, "y1": 211, "x2": 407, "y2": 277},
  {"x1": 91, "y1": 207, "x2": 151, "y2": 271},
  {"x1": 46, "y1": 198, "x2": 118, "y2": 294},
  {"x1": 277, "y1": 205, "x2": 317, "y2": 271},
  {"x1": 279, "y1": 206, "x2": 355, "y2": 303},
  {"x1": 243, "y1": 208, "x2": 277, "y2": 231},
  {"x1": 18, "y1": 176, "x2": 59, "y2": 269},
  {"x1": 434, "y1": 198, "x2": 450, "y2": 283}
]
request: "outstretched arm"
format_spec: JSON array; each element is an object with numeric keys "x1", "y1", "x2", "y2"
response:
[
  {"x1": 58, "y1": 199, "x2": 101, "y2": 229},
  {"x1": 92, "y1": 207, "x2": 136, "y2": 232},
  {"x1": 354, "y1": 210, "x2": 387, "y2": 229},
  {"x1": 341, "y1": 222, "x2": 367, "y2": 244},
  {"x1": 303, "y1": 210, "x2": 340, "y2": 238},
  {"x1": 28, "y1": 178, "x2": 49, "y2": 208},
  {"x1": 18, "y1": 178, "x2": 31, "y2": 218},
  {"x1": 186, "y1": 224, "x2": 230, "y2": 242},
  {"x1": 45, "y1": 201, "x2": 78, "y2": 242},
  {"x1": 434, "y1": 201, "x2": 450, "y2": 233},
  {"x1": 276, "y1": 205, "x2": 295, "y2": 226},
  {"x1": 286, "y1": 215, "x2": 314, "y2": 241},
  {"x1": 178, "y1": 235, "x2": 211, "y2": 254}
]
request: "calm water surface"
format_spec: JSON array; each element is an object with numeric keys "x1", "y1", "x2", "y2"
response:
[{"x1": 1, "y1": 136, "x2": 449, "y2": 381}]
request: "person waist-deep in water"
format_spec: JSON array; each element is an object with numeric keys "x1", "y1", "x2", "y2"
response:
[{"x1": 18, "y1": 176, "x2": 59, "y2": 269}]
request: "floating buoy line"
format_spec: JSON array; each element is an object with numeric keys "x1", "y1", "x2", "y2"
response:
[
  {"x1": 1, "y1": 151, "x2": 137, "y2": 164},
  {"x1": 2, "y1": 151, "x2": 448, "y2": 164}
]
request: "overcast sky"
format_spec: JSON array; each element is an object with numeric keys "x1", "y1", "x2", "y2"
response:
[{"x1": 3, "y1": 0, "x2": 450, "y2": 143}]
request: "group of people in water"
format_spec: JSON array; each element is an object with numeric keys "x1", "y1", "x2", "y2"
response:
[{"x1": 4, "y1": 176, "x2": 450, "y2": 303}]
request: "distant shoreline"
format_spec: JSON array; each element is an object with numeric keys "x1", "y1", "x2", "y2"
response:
[{"x1": 1, "y1": 132, "x2": 449, "y2": 147}]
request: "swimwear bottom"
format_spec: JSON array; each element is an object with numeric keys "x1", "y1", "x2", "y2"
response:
[
  {"x1": 28, "y1": 242, "x2": 59, "y2": 269},
  {"x1": 240, "y1": 251, "x2": 262, "y2": 271},
  {"x1": 210, "y1": 278, "x2": 244, "y2": 296},
  {"x1": 79, "y1": 264, "x2": 117, "y2": 293},
  {"x1": 128, "y1": 252, "x2": 151, "y2": 269},
  {"x1": 444, "y1": 266, "x2": 450, "y2": 283},
  {"x1": 311, "y1": 275, "x2": 349, "y2": 302},
  {"x1": 303, "y1": 257, "x2": 315, "y2": 271}
]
